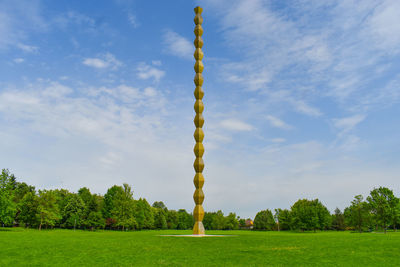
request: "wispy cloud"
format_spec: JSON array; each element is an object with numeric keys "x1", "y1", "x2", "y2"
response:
[
  {"x1": 152, "y1": 60, "x2": 162, "y2": 66},
  {"x1": 2, "y1": 0, "x2": 400, "y2": 219},
  {"x1": 290, "y1": 100, "x2": 322, "y2": 117},
  {"x1": 220, "y1": 118, "x2": 253, "y2": 131},
  {"x1": 17, "y1": 43, "x2": 38, "y2": 53},
  {"x1": 136, "y1": 63, "x2": 165, "y2": 82},
  {"x1": 53, "y1": 11, "x2": 95, "y2": 30},
  {"x1": 0, "y1": 79, "x2": 191, "y2": 204},
  {"x1": 202, "y1": 0, "x2": 400, "y2": 119},
  {"x1": 163, "y1": 29, "x2": 192, "y2": 60},
  {"x1": 128, "y1": 13, "x2": 139, "y2": 28},
  {"x1": 333, "y1": 114, "x2": 365, "y2": 132},
  {"x1": 270, "y1": 138, "x2": 286, "y2": 143},
  {"x1": 332, "y1": 114, "x2": 366, "y2": 150},
  {"x1": 265, "y1": 115, "x2": 292, "y2": 130},
  {"x1": 83, "y1": 53, "x2": 122, "y2": 70},
  {"x1": 366, "y1": 1, "x2": 400, "y2": 52},
  {"x1": 13, "y1": 58, "x2": 24, "y2": 63},
  {"x1": 0, "y1": 0, "x2": 46, "y2": 50}
]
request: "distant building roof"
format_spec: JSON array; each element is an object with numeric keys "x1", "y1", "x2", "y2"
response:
[{"x1": 245, "y1": 219, "x2": 253, "y2": 227}]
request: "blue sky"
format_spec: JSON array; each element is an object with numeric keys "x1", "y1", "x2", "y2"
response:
[{"x1": 1, "y1": 0, "x2": 399, "y2": 219}]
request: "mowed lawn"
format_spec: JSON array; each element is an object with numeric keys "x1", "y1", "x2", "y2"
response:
[{"x1": 1, "y1": 228, "x2": 400, "y2": 266}]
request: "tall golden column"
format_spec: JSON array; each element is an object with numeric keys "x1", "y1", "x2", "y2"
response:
[{"x1": 192, "y1": 6, "x2": 205, "y2": 235}]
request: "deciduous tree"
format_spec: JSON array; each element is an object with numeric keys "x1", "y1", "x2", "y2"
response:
[
  {"x1": 274, "y1": 209, "x2": 291, "y2": 230},
  {"x1": 290, "y1": 199, "x2": 330, "y2": 231},
  {"x1": 254, "y1": 209, "x2": 275, "y2": 230},
  {"x1": 0, "y1": 169, "x2": 17, "y2": 226},
  {"x1": 367, "y1": 187, "x2": 398, "y2": 233},
  {"x1": 18, "y1": 192, "x2": 39, "y2": 227},
  {"x1": 37, "y1": 190, "x2": 61, "y2": 230},
  {"x1": 344, "y1": 195, "x2": 370, "y2": 233},
  {"x1": 331, "y1": 208, "x2": 345, "y2": 231}
]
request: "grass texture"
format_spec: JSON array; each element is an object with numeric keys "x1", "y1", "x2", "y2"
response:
[{"x1": 1, "y1": 228, "x2": 400, "y2": 266}]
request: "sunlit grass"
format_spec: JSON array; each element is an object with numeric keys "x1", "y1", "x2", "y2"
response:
[{"x1": 1, "y1": 228, "x2": 400, "y2": 266}]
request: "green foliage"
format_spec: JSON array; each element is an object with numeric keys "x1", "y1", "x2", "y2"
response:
[
  {"x1": 103, "y1": 185, "x2": 123, "y2": 223},
  {"x1": 153, "y1": 208, "x2": 168, "y2": 229},
  {"x1": 134, "y1": 198, "x2": 154, "y2": 230},
  {"x1": 13, "y1": 182, "x2": 35, "y2": 203},
  {"x1": 77, "y1": 187, "x2": 103, "y2": 229},
  {"x1": 290, "y1": 199, "x2": 331, "y2": 231},
  {"x1": 238, "y1": 218, "x2": 246, "y2": 228},
  {"x1": 202, "y1": 212, "x2": 213, "y2": 230},
  {"x1": 0, "y1": 169, "x2": 17, "y2": 226},
  {"x1": 54, "y1": 189, "x2": 71, "y2": 227},
  {"x1": 152, "y1": 201, "x2": 167, "y2": 210},
  {"x1": 37, "y1": 190, "x2": 61, "y2": 230},
  {"x1": 211, "y1": 211, "x2": 225, "y2": 230},
  {"x1": 224, "y1": 213, "x2": 239, "y2": 230},
  {"x1": 63, "y1": 194, "x2": 86, "y2": 229},
  {"x1": 176, "y1": 209, "x2": 193, "y2": 230},
  {"x1": 78, "y1": 187, "x2": 97, "y2": 215},
  {"x1": 18, "y1": 192, "x2": 40, "y2": 227},
  {"x1": 5, "y1": 167, "x2": 400, "y2": 234},
  {"x1": 331, "y1": 208, "x2": 345, "y2": 231},
  {"x1": 393, "y1": 201, "x2": 400, "y2": 231},
  {"x1": 367, "y1": 187, "x2": 399, "y2": 233},
  {"x1": 344, "y1": 195, "x2": 371, "y2": 232},
  {"x1": 0, "y1": 193, "x2": 16, "y2": 226},
  {"x1": 103, "y1": 184, "x2": 138, "y2": 230},
  {"x1": 254, "y1": 209, "x2": 275, "y2": 230},
  {"x1": 203, "y1": 211, "x2": 240, "y2": 230},
  {"x1": 85, "y1": 211, "x2": 105, "y2": 230},
  {"x1": 274, "y1": 209, "x2": 291, "y2": 230},
  {"x1": 166, "y1": 210, "x2": 178, "y2": 229}
]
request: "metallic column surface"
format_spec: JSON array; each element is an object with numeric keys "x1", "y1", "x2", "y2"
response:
[{"x1": 192, "y1": 6, "x2": 205, "y2": 235}]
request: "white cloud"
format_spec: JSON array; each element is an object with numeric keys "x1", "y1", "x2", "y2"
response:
[
  {"x1": 270, "y1": 138, "x2": 286, "y2": 143},
  {"x1": 13, "y1": 58, "x2": 24, "y2": 63},
  {"x1": 17, "y1": 43, "x2": 38, "y2": 53},
  {"x1": 201, "y1": 0, "x2": 400, "y2": 122},
  {"x1": 358, "y1": 75, "x2": 400, "y2": 111},
  {"x1": 265, "y1": 115, "x2": 292, "y2": 130},
  {"x1": 83, "y1": 58, "x2": 108, "y2": 68},
  {"x1": 367, "y1": 1, "x2": 400, "y2": 52},
  {"x1": 86, "y1": 84, "x2": 162, "y2": 105},
  {"x1": 98, "y1": 152, "x2": 122, "y2": 167},
  {"x1": 42, "y1": 82, "x2": 73, "y2": 98},
  {"x1": 2, "y1": 0, "x2": 400, "y2": 220},
  {"x1": 128, "y1": 13, "x2": 139, "y2": 28},
  {"x1": 144, "y1": 87, "x2": 157, "y2": 97},
  {"x1": 66, "y1": 11, "x2": 95, "y2": 26},
  {"x1": 53, "y1": 11, "x2": 95, "y2": 30},
  {"x1": 338, "y1": 135, "x2": 361, "y2": 151},
  {"x1": 332, "y1": 114, "x2": 366, "y2": 150},
  {"x1": 220, "y1": 118, "x2": 253, "y2": 131},
  {"x1": 333, "y1": 114, "x2": 366, "y2": 132},
  {"x1": 0, "y1": 79, "x2": 200, "y2": 213},
  {"x1": 83, "y1": 53, "x2": 122, "y2": 70},
  {"x1": 137, "y1": 63, "x2": 165, "y2": 82},
  {"x1": 163, "y1": 29, "x2": 192, "y2": 60},
  {"x1": 0, "y1": 0, "x2": 47, "y2": 50},
  {"x1": 291, "y1": 100, "x2": 322, "y2": 117},
  {"x1": 115, "y1": 85, "x2": 141, "y2": 101}
]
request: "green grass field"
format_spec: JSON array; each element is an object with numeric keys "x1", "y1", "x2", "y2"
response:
[{"x1": 1, "y1": 228, "x2": 400, "y2": 266}]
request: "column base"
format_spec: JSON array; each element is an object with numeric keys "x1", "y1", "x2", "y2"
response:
[{"x1": 193, "y1": 221, "x2": 205, "y2": 235}]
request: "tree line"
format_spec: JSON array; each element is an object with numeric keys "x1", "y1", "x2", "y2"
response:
[
  {"x1": 0, "y1": 169, "x2": 239, "y2": 231},
  {"x1": 1, "y1": 169, "x2": 399, "y2": 232},
  {"x1": 254, "y1": 187, "x2": 400, "y2": 233}
]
